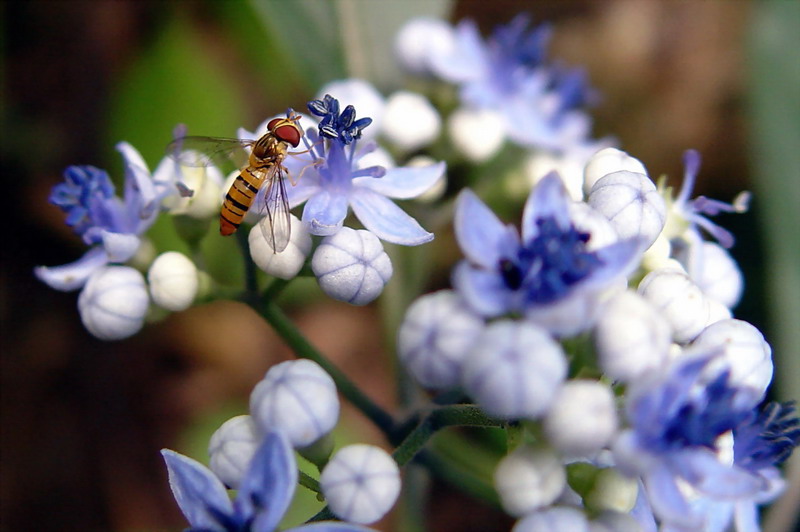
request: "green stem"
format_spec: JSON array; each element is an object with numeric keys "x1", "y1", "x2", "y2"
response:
[
  {"x1": 235, "y1": 229, "x2": 259, "y2": 301},
  {"x1": 298, "y1": 470, "x2": 321, "y2": 495},
  {"x1": 257, "y1": 300, "x2": 396, "y2": 436}
]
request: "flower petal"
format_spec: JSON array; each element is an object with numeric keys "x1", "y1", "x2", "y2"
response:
[
  {"x1": 454, "y1": 189, "x2": 516, "y2": 268},
  {"x1": 352, "y1": 162, "x2": 445, "y2": 199},
  {"x1": 289, "y1": 523, "x2": 376, "y2": 532},
  {"x1": 451, "y1": 260, "x2": 512, "y2": 317},
  {"x1": 287, "y1": 182, "x2": 321, "y2": 209},
  {"x1": 34, "y1": 247, "x2": 108, "y2": 292},
  {"x1": 242, "y1": 431, "x2": 298, "y2": 532},
  {"x1": 643, "y1": 463, "x2": 699, "y2": 529},
  {"x1": 101, "y1": 230, "x2": 141, "y2": 263},
  {"x1": 161, "y1": 449, "x2": 233, "y2": 530},
  {"x1": 521, "y1": 172, "x2": 571, "y2": 241},
  {"x1": 429, "y1": 19, "x2": 487, "y2": 82},
  {"x1": 349, "y1": 189, "x2": 433, "y2": 246},
  {"x1": 302, "y1": 190, "x2": 349, "y2": 236},
  {"x1": 676, "y1": 450, "x2": 763, "y2": 498}
]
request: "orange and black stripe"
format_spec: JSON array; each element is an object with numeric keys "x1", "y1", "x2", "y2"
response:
[{"x1": 219, "y1": 165, "x2": 270, "y2": 236}]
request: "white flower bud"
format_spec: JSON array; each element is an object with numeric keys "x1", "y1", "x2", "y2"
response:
[
  {"x1": 691, "y1": 241, "x2": 743, "y2": 308},
  {"x1": 394, "y1": 17, "x2": 455, "y2": 74},
  {"x1": 462, "y1": 320, "x2": 567, "y2": 420},
  {"x1": 318, "y1": 79, "x2": 385, "y2": 141},
  {"x1": 513, "y1": 507, "x2": 590, "y2": 532},
  {"x1": 495, "y1": 446, "x2": 566, "y2": 518},
  {"x1": 248, "y1": 215, "x2": 311, "y2": 280},
  {"x1": 249, "y1": 359, "x2": 339, "y2": 448},
  {"x1": 147, "y1": 251, "x2": 198, "y2": 311},
  {"x1": 691, "y1": 319, "x2": 773, "y2": 400},
  {"x1": 312, "y1": 228, "x2": 392, "y2": 305},
  {"x1": 208, "y1": 415, "x2": 259, "y2": 489},
  {"x1": 588, "y1": 171, "x2": 666, "y2": 250},
  {"x1": 638, "y1": 268, "x2": 710, "y2": 343},
  {"x1": 594, "y1": 290, "x2": 671, "y2": 382},
  {"x1": 320, "y1": 444, "x2": 401, "y2": 524},
  {"x1": 640, "y1": 232, "x2": 672, "y2": 271},
  {"x1": 397, "y1": 290, "x2": 485, "y2": 390},
  {"x1": 381, "y1": 91, "x2": 441, "y2": 151},
  {"x1": 448, "y1": 107, "x2": 506, "y2": 162},
  {"x1": 704, "y1": 297, "x2": 732, "y2": 329},
  {"x1": 78, "y1": 265, "x2": 149, "y2": 340},
  {"x1": 589, "y1": 511, "x2": 643, "y2": 532},
  {"x1": 568, "y1": 201, "x2": 619, "y2": 251},
  {"x1": 525, "y1": 152, "x2": 585, "y2": 202},
  {"x1": 544, "y1": 380, "x2": 618, "y2": 457},
  {"x1": 584, "y1": 469, "x2": 639, "y2": 514},
  {"x1": 583, "y1": 148, "x2": 647, "y2": 198}
]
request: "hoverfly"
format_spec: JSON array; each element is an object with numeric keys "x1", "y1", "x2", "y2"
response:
[{"x1": 167, "y1": 112, "x2": 305, "y2": 253}]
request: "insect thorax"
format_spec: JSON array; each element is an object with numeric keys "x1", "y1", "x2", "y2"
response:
[{"x1": 250, "y1": 134, "x2": 287, "y2": 167}]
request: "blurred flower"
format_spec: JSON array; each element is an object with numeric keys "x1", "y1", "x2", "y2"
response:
[
  {"x1": 453, "y1": 173, "x2": 642, "y2": 335},
  {"x1": 282, "y1": 95, "x2": 445, "y2": 246},
  {"x1": 162, "y1": 431, "x2": 370, "y2": 532},
  {"x1": 35, "y1": 143, "x2": 166, "y2": 291},
  {"x1": 543, "y1": 380, "x2": 618, "y2": 458},
  {"x1": 637, "y1": 267, "x2": 711, "y2": 344},
  {"x1": 494, "y1": 446, "x2": 566, "y2": 518},
  {"x1": 512, "y1": 506, "x2": 590, "y2": 532},
  {"x1": 312, "y1": 228, "x2": 393, "y2": 305},
  {"x1": 147, "y1": 251, "x2": 198, "y2": 311},
  {"x1": 381, "y1": 91, "x2": 441, "y2": 151}
]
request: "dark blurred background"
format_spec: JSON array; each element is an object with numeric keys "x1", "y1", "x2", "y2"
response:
[{"x1": 2, "y1": 1, "x2": 798, "y2": 531}]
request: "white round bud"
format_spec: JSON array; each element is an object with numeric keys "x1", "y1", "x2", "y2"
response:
[
  {"x1": 583, "y1": 148, "x2": 647, "y2": 198},
  {"x1": 588, "y1": 171, "x2": 666, "y2": 250},
  {"x1": 312, "y1": 228, "x2": 393, "y2": 305},
  {"x1": 447, "y1": 107, "x2": 506, "y2": 162},
  {"x1": 394, "y1": 17, "x2": 455, "y2": 74},
  {"x1": 691, "y1": 319, "x2": 773, "y2": 400},
  {"x1": 318, "y1": 79, "x2": 385, "y2": 141},
  {"x1": 692, "y1": 241, "x2": 743, "y2": 308},
  {"x1": 704, "y1": 297, "x2": 732, "y2": 329},
  {"x1": 594, "y1": 290, "x2": 671, "y2": 382},
  {"x1": 208, "y1": 415, "x2": 259, "y2": 489},
  {"x1": 249, "y1": 359, "x2": 339, "y2": 448},
  {"x1": 381, "y1": 91, "x2": 441, "y2": 151},
  {"x1": 513, "y1": 507, "x2": 590, "y2": 532},
  {"x1": 584, "y1": 468, "x2": 639, "y2": 513},
  {"x1": 463, "y1": 320, "x2": 567, "y2": 419},
  {"x1": 78, "y1": 265, "x2": 149, "y2": 340},
  {"x1": 398, "y1": 290, "x2": 485, "y2": 390},
  {"x1": 320, "y1": 444, "x2": 401, "y2": 524},
  {"x1": 495, "y1": 446, "x2": 566, "y2": 518},
  {"x1": 147, "y1": 251, "x2": 198, "y2": 311},
  {"x1": 589, "y1": 511, "x2": 643, "y2": 532},
  {"x1": 248, "y1": 215, "x2": 311, "y2": 280},
  {"x1": 567, "y1": 201, "x2": 619, "y2": 251},
  {"x1": 525, "y1": 152, "x2": 585, "y2": 202},
  {"x1": 543, "y1": 380, "x2": 618, "y2": 457},
  {"x1": 638, "y1": 268, "x2": 710, "y2": 343}
]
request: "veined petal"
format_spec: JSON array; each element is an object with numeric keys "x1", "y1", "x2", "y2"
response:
[
  {"x1": 349, "y1": 189, "x2": 433, "y2": 246},
  {"x1": 352, "y1": 162, "x2": 445, "y2": 199},
  {"x1": 287, "y1": 181, "x2": 321, "y2": 209},
  {"x1": 452, "y1": 260, "x2": 513, "y2": 317},
  {"x1": 302, "y1": 190, "x2": 349, "y2": 236},
  {"x1": 101, "y1": 231, "x2": 141, "y2": 263},
  {"x1": 240, "y1": 432, "x2": 297, "y2": 532},
  {"x1": 34, "y1": 247, "x2": 108, "y2": 292},
  {"x1": 117, "y1": 142, "x2": 156, "y2": 206},
  {"x1": 521, "y1": 172, "x2": 571, "y2": 240},
  {"x1": 161, "y1": 449, "x2": 233, "y2": 530},
  {"x1": 454, "y1": 189, "x2": 516, "y2": 268}
]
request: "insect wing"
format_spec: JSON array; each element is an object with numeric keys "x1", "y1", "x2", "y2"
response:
[
  {"x1": 167, "y1": 136, "x2": 252, "y2": 173},
  {"x1": 257, "y1": 166, "x2": 292, "y2": 253}
]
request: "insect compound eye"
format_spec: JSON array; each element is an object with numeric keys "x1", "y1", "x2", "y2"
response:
[
  {"x1": 274, "y1": 124, "x2": 301, "y2": 147},
  {"x1": 266, "y1": 118, "x2": 283, "y2": 131}
]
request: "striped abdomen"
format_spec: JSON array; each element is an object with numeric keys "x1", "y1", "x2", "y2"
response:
[{"x1": 220, "y1": 165, "x2": 269, "y2": 236}]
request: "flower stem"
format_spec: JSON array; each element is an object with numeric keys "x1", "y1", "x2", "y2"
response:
[{"x1": 257, "y1": 300, "x2": 396, "y2": 436}]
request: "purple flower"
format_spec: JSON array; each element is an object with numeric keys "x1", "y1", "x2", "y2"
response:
[
  {"x1": 35, "y1": 143, "x2": 165, "y2": 291},
  {"x1": 275, "y1": 96, "x2": 445, "y2": 246},
  {"x1": 453, "y1": 172, "x2": 642, "y2": 335},
  {"x1": 162, "y1": 431, "x2": 372, "y2": 532}
]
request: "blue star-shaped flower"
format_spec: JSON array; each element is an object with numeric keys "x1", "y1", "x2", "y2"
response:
[{"x1": 162, "y1": 431, "x2": 372, "y2": 532}]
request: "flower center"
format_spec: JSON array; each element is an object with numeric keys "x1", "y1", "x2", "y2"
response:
[{"x1": 498, "y1": 216, "x2": 601, "y2": 304}]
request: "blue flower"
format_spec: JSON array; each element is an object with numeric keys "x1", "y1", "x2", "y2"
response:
[
  {"x1": 452, "y1": 172, "x2": 642, "y2": 334},
  {"x1": 162, "y1": 431, "x2": 372, "y2": 532},
  {"x1": 424, "y1": 14, "x2": 596, "y2": 150},
  {"x1": 669, "y1": 150, "x2": 750, "y2": 249},
  {"x1": 35, "y1": 143, "x2": 165, "y2": 291},
  {"x1": 614, "y1": 353, "x2": 775, "y2": 530},
  {"x1": 280, "y1": 95, "x2": 445, "y2": 246}
]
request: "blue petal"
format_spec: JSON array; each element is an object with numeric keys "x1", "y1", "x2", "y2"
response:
[
  {"x1": 676, "y1": 450, "x2": 763, "y2": 498},
  {"x1": 521, "y1": 172, "x2": 571, "y2": 241},
  {"x1": 644, "y1": 463, "x2": 699, "y2": 529},
  {"x1": 161, "y1": 449, "x2": 233, "y2": 530},
  {"x1": 289, "y1": 523, "x2": 376, "y2": 532},
  {"x1": 34, "y1": 247, "x2": 109, "y2": 292},
  {"x1": 454, "y1": 189, "x2": 517, "y2": 268},
  {"x1": 580, "y1": 237, "x2": 643, "y2": 288},
  {"x1": 451, "y1": 261, "x2": 512, "y2": 317},
  {"x1": 302, "y1": 190, "x2": 349, "y2": 236},
  {"x1": 349, "y1": 189, "x2": 433, "y2": 246},
  {"x1": 352, "y1": 162, "x2": 445, "y2": 199},
  {"x1": 101, "y1": 231, "x2": 141, "y2": 263},
  {"x1": 429, "y1": 19, "x2": 487, "y2": 82},
  {"x1": 241, "y1": 432, "x2": 297, "y2": 532}
]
